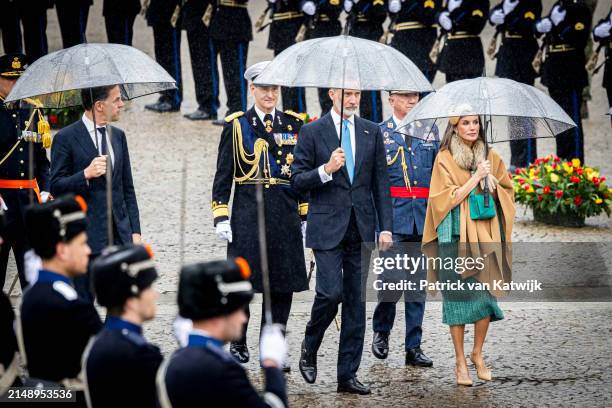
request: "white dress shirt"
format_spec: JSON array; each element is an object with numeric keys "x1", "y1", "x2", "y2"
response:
[
  {"x1": 254, "y1": 105, "x2": 276, "y2": 125},
  {"x1": 318, "y1": 109, "x2": 356, "y2": 183},
  {"x1": 392, "y1": 114, "x2": 406, "y2": 143},
  {"x1": 82, "y1": 113, "x2": 115, "y2": 165}
]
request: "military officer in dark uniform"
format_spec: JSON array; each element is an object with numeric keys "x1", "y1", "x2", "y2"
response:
[
  {"x1": 0, "y1": 0, "x2": 22, "y2": 55},
  {"x1": 55, "y1": 0, "x2": 91, "y2": 48},
  {"x1": 16, "y1": 0, "x2": 52, "y2": 62},
  {"x1": 489, "y1": 0, "x2": 541, "y2": 168},
  {"x1": 388, "y1": 0, "x2": 441, "y2": 82},
  {"x1": 20, "y1": 195, "x2": 102, "y2": 405},
  {"x1": 183, "y1": 0, "x2": 221, "y2": 121},
  {"x1": 85, "y1": 244, "x2": 163, "y2": 408},
  {"x1": 103, "y1": 0, "x2": 142, "y2": 45},
  {"x1": 345, "y1": 0, "x2": 386, "y2": 122},
  {"x1": 0, "y1": 53, "x2": 51, "y2": 289},
  {"x1": 535, "y1": 0, "x2": 591, "y2": 162},
  {"x1": 438, "y1": 0, "x2": 490, "y2": 82},
  {"x1": 210, "y1": 0, "x2": 252, "y2": 125},
  {"x1": 267, "y1": 0, "x2": 308, "y2": 113},
  {"x1": 145, "y1": 0, "x2": 183, "y2": 113},
  {"x1": 371, "y1": 90, "x2": 437, "y2": 367},
  {"x1": 302, "y1": 0, "x2": 343, "y2": 116},
  {"x1": 593, "y1": 8, "x2": 612, "y2": 114},
  {"x1": 157, "y1": 259, "x2": 288, "y2": 407},
  {"x1": 211, "y1": 61, "x2": 308, "y2": 367}
]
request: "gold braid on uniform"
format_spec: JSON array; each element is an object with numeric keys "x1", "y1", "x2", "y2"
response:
[
  {"x1": 386, "y1": 146, "x2": 412, "y2": 191},
  {"x1": 229, "y1": 114, "x2": 272, "y2": 184}
]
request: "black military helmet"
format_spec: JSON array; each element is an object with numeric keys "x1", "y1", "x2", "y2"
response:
[
  {"x1": 0, "y1": 53, "x2": 27, "y2": 78},
  {"x1": 91, "y1": 244, "x2": 158, "y2": 309},
  {"x1": 25, "y1": 194, "x2": 88, "y2": 259},
  {"x1": 178, "y1": 258, "x2": 253, "y2": 320}
]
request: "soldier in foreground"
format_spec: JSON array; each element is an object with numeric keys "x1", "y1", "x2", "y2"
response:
[{"x1": 158, "y1": 259, "x2": 288, "y2": 408}]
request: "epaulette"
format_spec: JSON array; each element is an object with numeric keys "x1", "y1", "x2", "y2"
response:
[
  {"x1": 224, "y1": 111, "x2": 244, "y2": 123},
  {"x1": 284, "y1": 110, "x2": 306, "y2": 122},
  {"x1": 52, "y1": 281, "x2": 77, "y2": 301}
]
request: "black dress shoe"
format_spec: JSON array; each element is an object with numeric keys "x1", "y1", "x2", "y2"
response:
[
  {"x1": 145, "y1": 100, "x2": 180, "y2": 113},
  {"x1": 372, "y1": 332, "x2": 389, "y2": 359},
  {"x1": 298, "y1": 340, "x2": 317, "y2": 384},
  {"x1": 229, "y1": 342, "x2": 249, "y2": 363},
  {"x1": 281, "y1": 361, "x2": 291, "y2": 373},
  {"x1": 183, "y1": 108, "x2": 217, "y2": 121},
  {"x1": 337, "y1": 377, "x2": 371, "y2": 395},
  {"x1": 405, "y1": 347, "x2": 433, "y2": 367}
]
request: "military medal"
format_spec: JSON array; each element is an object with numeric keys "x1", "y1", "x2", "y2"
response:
[
  {"x1": 287, "y1": 124, "x2": 292, "y2": 131},
  {"x1": 285, "y1": 152, "x2": 294, "y2": 165},
  {"x1": 387, "y1": 122, "x2": 393, "y2": 128},
  {"x1": 265, "y1": 119, "x2": 273, "y2": 133},
  {"x1": 273, "y1": 133, "x2": 297, "y2": 146},
  {"x1": 252, "y1": 116, "x2": 257, "y2": 127},
  {"x1": 281, "y1": 164, "x2": 292, "y2": 177}
]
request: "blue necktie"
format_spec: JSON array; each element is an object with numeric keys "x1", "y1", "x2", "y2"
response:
[{"x1": 341, "y1": 119, "x2": 354, "y2": 183}]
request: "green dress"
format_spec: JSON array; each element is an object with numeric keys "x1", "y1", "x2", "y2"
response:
[{"x1": 436, "y1": 207, "x2": 504, "y2": 326}]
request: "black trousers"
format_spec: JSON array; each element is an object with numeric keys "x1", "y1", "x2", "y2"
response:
[
  {"x1": 508, "y1": 116, "x2": 537, "y2": 168},
  {"x1": 105, "y1": 13, "x2": 138, "y2": 45},
  {"x1": 304, "y1": 212, "x2": 368, "y2": 382},
  {"x1": 20, "y1": 10, "x2": 48, "y2": 62},
  {"x1": 359, "y1": 90, "x2": 382, "y2": 123},
  {"x1": 212, "y1": 40, "x2": 249, "y2": 113},
  {"x1": 236, "y1": 291, "x2": 293, "y2": 344},
  {"x1": 0, "y1": 0, "x2": 22, "y2": 54},
  {"x1": 549, "y1": 87, "x2": 585, "y2": 163},
  {"x1": 152, "y1": 24, "x2": 183, "y2": 108},
  {"x1": 0, "y1": 210, "x2": 27, "y2": 290},
  {"x1": 273, "y1": 49, "x2": 307, "y2": 113},
  {"x1": 55, "y1": 0, "x2": 89, "y2": 48},
  {"x1": 187, "y1": 23, "x2": 219, "y2": 115}
]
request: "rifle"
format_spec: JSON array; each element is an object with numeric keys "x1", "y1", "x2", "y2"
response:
[
  {"x1": 295, "y1": 12, "x2": 320, "y2": 42},
  {"x1": 255, "y1": 3, "x2": 275, "y2": 32},
  {"x1": 586, "y1": 42, "x2": 604, "y2": 74},
  {"x1": 379, "y1": 14, "x2": 398, "y2": 44}
]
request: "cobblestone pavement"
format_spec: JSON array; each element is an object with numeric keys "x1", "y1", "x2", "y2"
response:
[{"x1": 3, "y1": 1, "x2": 612, "y2": 406}]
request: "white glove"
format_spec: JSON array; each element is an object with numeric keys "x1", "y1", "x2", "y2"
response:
[
  {"x1": 302, "y1": 1, "x2": 316, "y2": 15},
  {"x1": 536, "y1": 17, "x2": 552, "y2": 33},
  {"x1": 389, "y1": 0, "x2": 401, "y2": 13},
  {"x1": 594, "y1": 21, "x2": 612, "y2": 39},
  {"x1": 0, "y1": 195, "x2": 7, "y2": 211},
  {"x1": 173, "y1": 316, "x2": 193, "y2": 347},
  {"x1": 448, "y1": 0, "x2": 462, "y2": 12},
  {"x1": 215, "y1": 220, "x2": 233, "y2": 243},
  {"x1": 344, "y1": 0, "x2": 353, "y2": 12},
  {"x1": 260, "y1": 324, "x2": 287, "y2": 367},
  {"x1": 24, "y1": 249, "x2": 42, "y2": 285},
  {"x1": 550, "y1": 4, "x2": 566, "y2": 26},
  {"x1": 439, "y1": 11, "x2": 453, "y2": 31},
  {"x1": 490, "y1": 9, "x2": 505, "y2": 25},
  {"x1": 268, "y1": 0, "x2": 277, "y2": 3},
  {"x1": 40, "y1": 191, "x2": 51, "y2": 203},
  {"x1": 502, "y1": 0, "x2": 519, "y2": 15}
]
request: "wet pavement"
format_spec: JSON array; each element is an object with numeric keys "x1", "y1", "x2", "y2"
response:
[{"x1": 2, "y1": 1, "x2": 612, "y2": 406}]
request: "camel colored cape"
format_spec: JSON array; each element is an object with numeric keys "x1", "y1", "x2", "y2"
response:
[{"x1": 422, "y1": 148, "x2": 515, "y2": 296}]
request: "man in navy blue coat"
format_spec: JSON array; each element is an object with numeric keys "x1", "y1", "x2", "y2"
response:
[
  {"x1": 50, "y1": 85, "x2": 141, "y2": 299},
  {"x1": 291, "y1": 87, "x2": 393, "y2": 395}
]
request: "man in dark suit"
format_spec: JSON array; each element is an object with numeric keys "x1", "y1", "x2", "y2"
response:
[
  {"x1": 292, "y1": 88, "x2": 393, "y2": 394},
  {"x1": 54, "y1": 0, "x2": 91, "y2": 48},
  {"x1": 50, "y1": 85, "x2": 142, "y2": 299},
  {"x1": 103, "y1": 0, "x2": 142, "y2": 45}
]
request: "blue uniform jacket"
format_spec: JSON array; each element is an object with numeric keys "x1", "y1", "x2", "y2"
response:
[{"x1": 379, "y1": 116, "x2": 438, "y2": 236}]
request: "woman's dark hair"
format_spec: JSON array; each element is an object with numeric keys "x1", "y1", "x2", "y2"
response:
[
  {"x1": 439, "y1": 115, "x2": 486, "y2": 151},
  {"x1": 81, "y1": 85, "x2": 117, "y2": 111}
]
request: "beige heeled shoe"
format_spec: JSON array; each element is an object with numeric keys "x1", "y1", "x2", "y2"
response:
[
  {"x1": 470, "y1": 353, "x2": 492, "y2": 381},
  {"x1": 455, "y1": 365, "x2": 473, "y2": 386}
]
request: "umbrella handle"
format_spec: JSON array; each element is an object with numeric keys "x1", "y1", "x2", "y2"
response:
[{"x1": 483, "y1": 115, "x2": 491, "y2": 208}]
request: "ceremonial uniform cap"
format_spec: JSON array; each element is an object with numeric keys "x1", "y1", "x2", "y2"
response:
[
  {"x1": 244, "y1": 61, "x2": 272, "y2": 82},
  {"x1": 389, "y1": 90, "x2": 419, "y2": 95},
  {"x1": 0, "y1": 53, "x2": 27, "y2": 78},
  {"x1": 91, "y1": 244, "x2": 158, "y2": 309},
  {"x1": 25, "y1": 194, "x2": 88, "y2": 259},
  {"x1": 178, "y1": 258, "x2": 253, "y2": 320}
]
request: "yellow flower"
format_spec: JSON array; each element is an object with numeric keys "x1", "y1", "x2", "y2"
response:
[
  {"x1": 587, "y1": 171, "x2": 600, "y2": 181},
  {"x1": 585, "y1": 167, "x2": 593, "y2": 174},
  {"x1": 562, "y1": 163, "x2": 573, "y2": 174},
  {"x1": 571, "y1": 158, "x2": 581, "y2": 168},
  {"x1": 527, "y1": 185, "x2": 534, "y2": 193},
  {"x1": 550, "y1": 173, "x2": 559, "y2": 183},
  {"x1": 594, "y1": 198, "x2": 603, "y2": 204},
  {"x1": 545, "y1": 165, "x2": 553, "y2": 173}
]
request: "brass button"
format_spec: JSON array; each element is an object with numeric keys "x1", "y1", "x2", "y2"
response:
[
  {"x1": 20, "y1": 160, "x2": 24, "y2": 164},
  {"x1": 19, "y1": 148, "x2": 23, "y2": 152},
  {"x1": 277, "y1": 150, "x2": 282, "y2": 155},
  {"x1": 276, "y1": 160, "x2": 281, "y2": 164},
  {"x1": 413, "y1": 165, "x2": 417, "y2": 169},
  {"x1": 12, "y1": 114, "x2": 16, "y2": 118},
  {"x1": 265, "y1": 184, "x2": 270, "y2": 189},
  {"x1": 20, "y1": 172, "x2": 24, "y2": 177},
  {"x1": 413, "y1": 180, "x2": 417, "y2": 185},
  {"x1": 408, "y1": 147, "x2": 412, "y2": 151}
]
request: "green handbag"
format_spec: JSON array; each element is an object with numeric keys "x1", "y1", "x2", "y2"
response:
[{"x1": 469, "y1": 189, "x2": 496, "y2": 220}]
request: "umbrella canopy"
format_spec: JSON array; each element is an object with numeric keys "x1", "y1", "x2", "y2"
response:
[
  {"x1": 254, "y1": 35, "x2": 433, "y2": 92},
  {"x1": 396, "y1": 77, "x2": 576, "y2": 142},
  {"x1": 4, "y1": 43, "x2": 176, "y2": 108}
]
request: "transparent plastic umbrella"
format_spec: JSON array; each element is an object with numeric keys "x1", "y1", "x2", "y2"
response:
[
  {"x1": 395, "y1": 77, "x2": 575, "y2": 142},
  {"x1": 4, "y1": 43, "x2": 176, "y2": 107},
  {"x1": 254, "y1": 34, "x2": 434, "y2": 92}
]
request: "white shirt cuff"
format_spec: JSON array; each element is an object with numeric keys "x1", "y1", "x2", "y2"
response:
[
  {"x1": 380, "y1": 231, "x2": 392, "y2": 237},
  {"x1": 318, "y1": 165, "x2": 333, "y2": 183}
]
